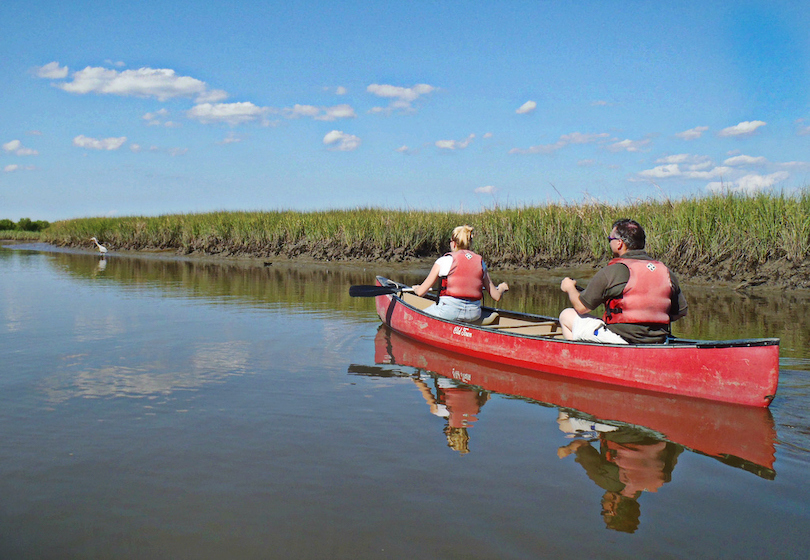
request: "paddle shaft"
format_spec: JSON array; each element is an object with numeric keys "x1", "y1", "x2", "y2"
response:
[{"x1": 349, "y1": 285, "x2": 417, "y2": 297}]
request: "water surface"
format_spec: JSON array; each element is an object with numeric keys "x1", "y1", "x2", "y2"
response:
[{"x1": 1, "y1": 245, "x2": 808, "y2": 559}]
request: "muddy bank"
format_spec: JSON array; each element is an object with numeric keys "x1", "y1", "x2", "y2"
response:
[
  {"x1": 69, "y1": 236, "x2": 810, "y2": 292},
  {"x1": 11, "y1": 236, "x2": 807, "y2": 292}
]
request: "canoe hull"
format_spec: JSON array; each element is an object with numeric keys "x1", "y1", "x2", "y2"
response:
[
  {"x1": 373, "y1": 278, "x2": 779, "y2": 407},
  {"x1": 374, "y1": 327, "x2": 776, "y2": 474}
]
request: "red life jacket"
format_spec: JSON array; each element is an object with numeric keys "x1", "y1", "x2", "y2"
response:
[
  {"x1": 603, "y1": 257, "x2": 672, "y2": 325},
  {"x1": 439, "y1": 250, "x2": 485, "y2": 300}
]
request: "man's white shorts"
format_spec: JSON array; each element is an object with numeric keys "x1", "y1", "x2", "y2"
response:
[{"x1": 571, "y1": 316, "x2": 629, "y2": 344}]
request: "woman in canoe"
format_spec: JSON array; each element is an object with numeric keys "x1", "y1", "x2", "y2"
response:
[{"x1": 412, "y1": 225, "x2": 508, "y2": 322}]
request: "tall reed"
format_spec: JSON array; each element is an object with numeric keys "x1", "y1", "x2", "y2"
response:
[{"x1": 43, "y1": 190, "x2": 810, "y2": 275}]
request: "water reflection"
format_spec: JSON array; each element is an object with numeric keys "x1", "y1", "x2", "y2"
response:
[
  {"x1": 35, "y1": 249, "x2": 391, "y2": 316},
  {"x1": 555, "y1": 413, "x2": 682, "y2": 533},
  {"x1": 39, "y1": 340, "x2": 251, "y2": 403},
  {"x1": 352, "y1": 326, "x2": 778, "y2": 532},
  {"x1": 410, "y1": 373, "x2": 489, "y2": 454},
  {"x1": 6, "y1": 244, "x2": 810, "y2": 362}
]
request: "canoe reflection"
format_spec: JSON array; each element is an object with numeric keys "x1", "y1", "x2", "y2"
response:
[{"x1": 350, "y1": 326, "x2": 777, "y2": 532}]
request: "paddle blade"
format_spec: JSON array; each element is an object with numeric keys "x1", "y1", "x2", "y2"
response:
[{"x1": 349, "y1": 285, "x2": 401, "y2": 297}]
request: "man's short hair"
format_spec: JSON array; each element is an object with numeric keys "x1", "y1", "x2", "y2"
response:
[{"x1": 612, "y1": 219, "x2": 645, "y2": 250}]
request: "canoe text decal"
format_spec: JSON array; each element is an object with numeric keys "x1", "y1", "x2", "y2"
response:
[
  {"x1": 451, "y1": 368, "x2": 472, "y2": 384},
  {"x1": 452, "y1": 326, "x2": 472, "y2": 338}
]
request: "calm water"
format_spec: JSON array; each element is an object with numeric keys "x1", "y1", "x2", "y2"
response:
[{"x1": 1, "y1": 244, "x2": 809, "y2": 559}]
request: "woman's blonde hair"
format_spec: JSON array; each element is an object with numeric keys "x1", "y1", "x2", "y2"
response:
[{"x1": 451, "y1": 225, "x2": 474, "y2": 250}]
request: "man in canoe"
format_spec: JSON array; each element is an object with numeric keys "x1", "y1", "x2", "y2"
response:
[
  {"x1": 559, "y1": 219, "x2": 687, "y2": 344},
  {"x1": 412, "y1": 225, "x2": 509, "y2": 322}
]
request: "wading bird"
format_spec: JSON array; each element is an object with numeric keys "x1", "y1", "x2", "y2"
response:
[{"x1": 90, "y1": 237, "x2": 108, "y2": 255}]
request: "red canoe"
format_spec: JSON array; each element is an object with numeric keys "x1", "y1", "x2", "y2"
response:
[
  {"x1": 372, "y1": 276, "x2": 780, "y2": 407},
  {"x1": 369, "y1": 326, "x2": 776, "y2": 476}
]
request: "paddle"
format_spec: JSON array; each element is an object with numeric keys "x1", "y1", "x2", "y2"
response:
[{"x1": 349, "y1": 284, "x2": 416, "y2": 297}]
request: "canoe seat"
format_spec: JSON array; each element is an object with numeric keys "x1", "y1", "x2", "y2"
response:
[
  {"x1": 488, "y1": 320, "x2": 563, "y2": 337},
  {"x1": 479, "y1": 311, "x2": 499, "y2": 326},
  {"x1": 401, "y1": 292, "x2": 434, "y2": 310}
]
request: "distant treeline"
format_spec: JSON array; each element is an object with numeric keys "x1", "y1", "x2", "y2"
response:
[
  {"x1": 42, "y1": 190, "x2": 810, "y2": 287},
  {"x1": 0, "y1": 218, "x2": 50, "y2": 232},
  {"x1": 0, "y1": 218, "x2": 50, "y2": 239}
]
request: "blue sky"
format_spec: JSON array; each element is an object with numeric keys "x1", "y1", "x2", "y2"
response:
[{"x1": 2, "y1": 0, "x2": 809, "y2": 221}]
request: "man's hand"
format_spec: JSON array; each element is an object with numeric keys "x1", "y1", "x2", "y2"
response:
[{"x1": 561, "y1": 277, "x2": 578, "y2": 293}]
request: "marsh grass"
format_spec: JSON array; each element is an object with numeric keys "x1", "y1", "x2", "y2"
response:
[
  {"x1": 44, "y1": 191, "x2": 810, "y2": 278},
  {"x1": 0, "y1": 230, "x2": 42, "y2": 240}
]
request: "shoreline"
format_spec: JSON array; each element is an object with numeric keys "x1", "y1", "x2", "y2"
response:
[{"x1": 4, "y1": 240, "x2": 807, "y2": 294}]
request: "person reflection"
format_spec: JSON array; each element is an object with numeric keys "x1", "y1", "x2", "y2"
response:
[
  {"x1": 412, "y1": 372, "x2": 489, "y2": 455},
  {"x1": 556, "y1": 411, "x2": 683, "y2": 533}
]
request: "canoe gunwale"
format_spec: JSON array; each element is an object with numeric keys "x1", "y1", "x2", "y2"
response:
[{"x1": 375, "y1": 276, "x2": 779, "y2": 351}]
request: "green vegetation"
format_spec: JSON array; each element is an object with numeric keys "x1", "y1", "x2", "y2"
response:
[
  {"x1": 0, "y1": 218, "x2": 50, "y2": 240},
  {"x1": 0, "y1": 217, "x2": 50, "y2": 232},
  {"x1": 0, "y1": 217, "x2": 50, "y2": 240},
  {"x1": 42, "y1": 191, "x2": 810, "y2": 281}
]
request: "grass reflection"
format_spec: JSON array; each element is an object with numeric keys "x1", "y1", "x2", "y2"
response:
[{"x1": 26, "y1": 247, "x2": 810, "y2": 365}]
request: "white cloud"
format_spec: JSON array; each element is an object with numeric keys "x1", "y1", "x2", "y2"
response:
[
  {"x1": 143, "y1": 109, "x2": 169, "y2": 120},
  {"x1": 707, "y1": 172, "x2": 789, "y2": 194},
  {"x1": 104, "y1": 60, "x2": 126, "y2": 68},
  {"x1": 3, "y1": 164, "x2": 34, "y2": 172},
  {"x1": 655, "y1": 154, "x2": 713, "y2": 169},
  {"x1": 2, "y1": 140, "x2": 21, "y2": 152},
  {"x1": 797, "y1": 124, "x2": 810, "y2": 136},
  {"x1": 335, "y1": 86, "x2": 347, "y2": 95},
  {"x1": 395, "y1": 145, "x2": 411, "y2": 154},
  {"x1": 72, "y1": 135, "x2": 127, "y2": 150},
  {"x1": 283, "y1": 103, "x2": 356, "y2": 121},
  {"x1": 607, "y1": 138, "x2": 652, "y2": 153},
  {"x1": 577, "y1": 159, "x2": 596, "y2": 167},
  {"x1": 323, "y1": 130, "x2": 360, "y2": 151},
  {"x1": 778, "y1": 161, "x2": 810, "y2": 169},
  {"x1": 638, "y1": 164, "x2": 682, "y2": 179},
  {"x1": 320, "y1": 104, "x2": 356, "y2": 121},
  {"x1": 287, "y1": 104, "x2": 319, "y2": 118},
  {"x1": 196, "y1": 89, "x2": 229, "y2": 104},
  {"x1": 675, "y1": 126, "x2": 709, "y2": 140},
  {"x1": 718, "y1": 120, "x2": 766, "y2": 137},
  {"x1": 35, "y1": 61, "x2": 68, "y2": 79},
  {"x1": 723, "y1": 155, "x2": 768, "y2": 166},
  {"x1": 686, "y1": 160, "x2": 713, "y2": 171},
  {"x1": 509, "y1": 132, "x2": 610, "y2": 154},
  {"x1": 475, "y1": 185, "x2": 496, "y2": 194},
  {"x1": 684, "y1": 166, "x2": 733, "y2": 179},
  {"x1": 219, "y1": 132, "x2": 242, "y2": 145},
  {"x1": 516, "y1": 100, "x2": 537, "y2": 114},
  {"x1": 562, "y1": 132, "x2": 610, "y2": 145},
  {"x1": 436, "y1": 134, "x2": 475, "y2": 150},
  {"x1": 367, "y1": 83, "x2": 435, "y2": 113},
  {"x1": 52, "y1": 65, "x2": 216, "y2": 102},
  {"x1": 130, "y1": 144, "x2": 141, "y2": 153},
  {"x1": 483, "y1": 132, "x2": 493, "y2": 139},
  {"x1": 656, "y1": 153, "x2": 690, "y2": 164},
  {"x1": 2, "y1": 139, "x2": 38, "y2": 156},
  {"x1": 187, "y1": 102, "x2": 269, "y2": 125},
  {"x1": 143, "y1": 108, "x2": 174, "y2": 126},
  {"x1": 638, "y1": 161, "x2": 732, "y2": 180}
]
